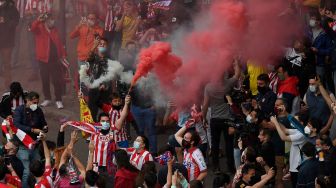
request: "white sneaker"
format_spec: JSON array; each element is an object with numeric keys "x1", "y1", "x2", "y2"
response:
[
  {"x1": 56, "y1": 101, "x2": 64, "y2": 109},
  {"x1": 40, "y1": 100, "x2": 52, "y2": 107}
]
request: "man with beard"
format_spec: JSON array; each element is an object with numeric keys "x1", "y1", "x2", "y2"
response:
[
  {"x1": 0, "y1": 82, "x2": 27, "y2": 119},
  {"x1": 91, "y1": 112, "x2": 117, "y2": 175},
  {"x1": 174, "y1": 125, "x2": 207, "y2": 181},
  {"x1": 100, "y1": 93, "x2": 132, "y2": 148},
  {"x1": 31, "y1": 13, "x2": 67, "y2": 109},
  {"x1": 0, "y1": 0, "x2": 19, "y2": 88}
]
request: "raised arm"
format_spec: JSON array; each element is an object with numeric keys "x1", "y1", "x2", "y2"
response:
[
  {"x1": 73, "y1": 156, "x2": 86, "y2": 178},
  {"x1": 115, "y1": 95, "x2": 131, "y2": 130},
  {"x1": 86, "y1": 141, "x2": 95, "y2": 171},
  {"x1": 270, "y1": 116, "x2": 291, "y2": 142},
  {"x1": 202, "y1": 90, "x2": 210, "y2": 124},
  {"x1": 248, "y1": 168, "x2": 274, "y2": 188},
  {"x1": 40, "y1": 133, "x2": 51, "y2": 166},
  {"x1": 174, "y1": 126, "x2": 187, "y2": 146}
]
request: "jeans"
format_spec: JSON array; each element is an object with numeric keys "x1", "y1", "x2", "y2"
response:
[
  {"x1": 316, "y1": 66, "x2": 326, "y2": 87},
  {"x1": 17, "y1": 146, "x2": 41, "y2": 188},
  {"x1": 131, "y1": 105, "x2": 157, "y2": 154},
  {"x1": 210, "y1": 118, "x2": 235, "y2": 171},
  {"x1": 234, "y1": 148, "x2": 241, "y2": 170}
]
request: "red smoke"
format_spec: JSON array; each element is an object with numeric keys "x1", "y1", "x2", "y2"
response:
[
  {"x1": 133, "y1": 0, "x2": 300, "y2": 106},
  {"x1": 170, "y1": 0, "x2": 300, "y2": 106},
  {"x1": 131, "y1": 42, "x2": 182, "y2": 88}
]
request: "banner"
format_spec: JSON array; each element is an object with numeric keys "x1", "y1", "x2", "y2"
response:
[
  {"x1": 79, "y1": 97, "x2": 94, "y2": 138},
  {"x1": 65, "y1": 121, "x2": 97, "y2": 135}
]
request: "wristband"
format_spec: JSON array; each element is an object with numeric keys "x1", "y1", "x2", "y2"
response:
[{"x1": 171, "y1": 185, "x2": 177, "y2": 188}]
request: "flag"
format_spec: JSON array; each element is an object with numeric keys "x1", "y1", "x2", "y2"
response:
[
  {"x1": 65, "y1": 121, "x2": 97, "y2": 135},
  {"x1": 79, "y1": 97, "x2": 94, "y2": 138},
  {"x1": 2, "y1": 119, "x2": 35, "y2": 149}
]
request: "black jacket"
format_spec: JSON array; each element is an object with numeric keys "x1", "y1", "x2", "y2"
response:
[
  {"x1": 0, "y1": 0, "x2": 19, "y2": 49},
  {"x1": 297, "y1": 158, "x2": 319, "y2": 188},
  {"x1": 13, "y1": 105, "x2": 47, "y2": 140}
]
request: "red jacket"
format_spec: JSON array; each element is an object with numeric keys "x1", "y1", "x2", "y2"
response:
[
  {"x1": 114, "y1": 168, "x2": 138, "y2": 188},
  {"x1": 277, "y1": 76, "x2": 299, "y2": 96},
  {"x1": 31, "y1": 20, "x2": 66, "y2": 63}
]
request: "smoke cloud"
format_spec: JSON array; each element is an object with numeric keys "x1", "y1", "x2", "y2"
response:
[{"x1": 136, "y1": 0, "x2": 300, "y2": 107}]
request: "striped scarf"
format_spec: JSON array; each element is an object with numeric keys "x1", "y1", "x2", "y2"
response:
[{"x1": 1, "y1": 119, "x2": 35, "y2": 149}]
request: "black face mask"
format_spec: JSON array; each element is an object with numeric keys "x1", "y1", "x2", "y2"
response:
[
  {"x1": 101, "y1": 129, "x2": 110, "y2": 135},
  {"x1": 257, "y1": 86, "x2": 268, "y2": 95},
  {"x1": 112, "y1": 105, "x2": 122, "y2": 111},
  {"x1": 182, "y1": 139, "x2": 191, "y2": 149}
]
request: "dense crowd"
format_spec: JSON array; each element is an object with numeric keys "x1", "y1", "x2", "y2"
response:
[{"x1": 1, "y1": 0, "x2": 336, "y2": 188}]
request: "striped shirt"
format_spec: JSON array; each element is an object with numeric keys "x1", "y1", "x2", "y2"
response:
[
  {"x1": 127, "y1": 148, "x2": 153, "y2": 170},
  {"x1": 91, "y1": 131, "x2": 116, "y2": 167},
  {"x1": 25, "y1": 0, "x2": 53, "y2": 13},
  {"x1": 110, "y1": 109, "x2": 128, "y2": 143},
  {"x1": 101, "y1": 104, "x2": 129, "y2": 143},
  {"x1": 35, "y1": 165, "x2": 53, "y2": 188},
  {"x1": 268, "y1": 72, "x2": 279, "y2": 94},
  {"x1": 183, "y1": 147, "x2": 207, "y2": 181}
]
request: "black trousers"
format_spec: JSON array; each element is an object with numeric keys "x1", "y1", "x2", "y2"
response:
[
  {"x1": 290, "y1": 172, "x2": 298, "y2": 188},
  {"x1": 210, "y1": 118, "x2": 235, "y2": 171},
  {"x1": 39, "y1": 61, "x2": 63, "y2": 101}
]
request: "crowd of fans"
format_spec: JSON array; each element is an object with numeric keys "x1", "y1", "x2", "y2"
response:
[{"x1": 1, "y1": 0, "x2": 336, "y2": 188}]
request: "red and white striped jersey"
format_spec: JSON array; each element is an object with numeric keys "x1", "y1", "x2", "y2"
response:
[
  {"x1": 91, "y1": 131, "x2": 116, "y2": 167},
  {"x1": 183, "y1": 147, "x2": 207, "y2": 181},
  {"x1": 25, "y1": 0, "x2": 53, "y2": 13},
  {"x1": 101, "y1": 104, "x2": 129, "y2": 143},
  {"x1": 127, "y1": 148, "x2": 153, "y2": 170},
  {"x1": 109, "y1": 109, "x2": 128, "y2": 143},
  {"x1": 11, "y1": 96, "x2": 24, "y2": 113},
  {"x1": 34, "y1": 165, "x2": 53, "y2": 188},
  {"x1": 268, "y1": 72, "x2": 279, "y2": 94}
]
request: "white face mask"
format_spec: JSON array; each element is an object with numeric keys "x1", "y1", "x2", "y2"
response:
[
  {"x1": 309, "y1": 19, "x2": 316, "y2": 27},
  {"x1": 309, "y1": 85, "x2": 316, "y2": 93},
  {"x1": 333, "y1": 25, "x2": 336, "y2": 32},
  {"x1": 246, "y1": 115, "x2": 253, "y2": 123},
  {"x1": 304, "y1": 126, "x2": 311, "y2": 135},
  {"x1": 30, "y1": 104, "x2": 38, "y2": 111}
]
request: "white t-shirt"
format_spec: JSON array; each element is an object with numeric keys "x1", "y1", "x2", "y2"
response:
[{"x1": 288, "y1": 129, "x2": 306, "y2": 172}]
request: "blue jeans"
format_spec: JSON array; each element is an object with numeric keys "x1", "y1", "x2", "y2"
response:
[
  {"x1": 131, "y1": 105, "x2": 157, "y2": 154},
  {"x1": 234, "y1": 148, "x2": 241, "y2": 170},
  {"x1": 17, "y1": 146, "x2": 41, "y2": 188}
]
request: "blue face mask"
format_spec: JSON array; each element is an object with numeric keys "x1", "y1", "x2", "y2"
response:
[
  {"x1": 133, "y1": 141, "x2": 141, "y2": 149},
  {"x1": 101, "y1": 122, "x2": 110, "y2": 130},
  {"x1": 98, "y1": 46, "x2": 107, "y2": 54}
]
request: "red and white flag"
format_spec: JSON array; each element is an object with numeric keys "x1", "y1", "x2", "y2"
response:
[
  {"x1": 1, "y1": 119, "x2": 35, "y2": 149},
  {"x1": 65, "y1": 121, "x2": 97, "y2": 135}
]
